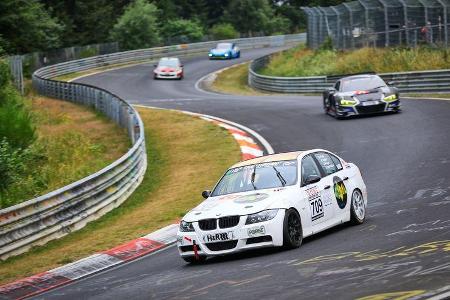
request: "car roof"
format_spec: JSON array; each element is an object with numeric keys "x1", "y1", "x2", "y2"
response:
[
  {"x1": 231, "y1": 151, "x2": 305, "y2": 168},
  {"x1": 159, "y1": 57, "x2": 179, "y2": 61},
  {"x1": 342, "y1": 74, "x2": 380, "y2": 81}
]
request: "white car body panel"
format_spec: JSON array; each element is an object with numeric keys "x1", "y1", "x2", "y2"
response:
[{"x1": 177, "y1": 149, "x2": 367, "y2": 259}]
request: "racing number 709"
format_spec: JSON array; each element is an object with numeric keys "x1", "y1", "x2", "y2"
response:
[{"x1": 310, "y1": 198, "x2": 324, "y2": 221}]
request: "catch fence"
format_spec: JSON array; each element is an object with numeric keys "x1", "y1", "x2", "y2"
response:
[{"x1": 303, "y1": 0, "x2": 450, "y2": 49}]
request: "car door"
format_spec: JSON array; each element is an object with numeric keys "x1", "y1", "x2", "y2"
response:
[
  {"x1": 329, "y1": 153, "x2": 355, "y2": 221},
  {"x1": 299, "y1": 154, "x2": 333, "y2": 233},
  {"x1": 313, "y1": 152, "x2": 348, "y2": 226}
]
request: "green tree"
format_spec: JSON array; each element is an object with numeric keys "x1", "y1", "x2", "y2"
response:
[
  {"x1": 209, "y1": 23, "x2": 239, "y2": 40},
  {"x1": 224, "y1": 0, "x2": 277, "y2": 37},
  {"x1": 110, "y1": 0, "x2": 161, "y2": 50},
  {"x1": 0, "y1": 0, "x2": 63, "y2": 54},
  {"x1": 42, "y1": 0, "x2": 117, "y2": 46},
  {"x1": 162, "y1": 19, "x2": 205, "y2": 44}
]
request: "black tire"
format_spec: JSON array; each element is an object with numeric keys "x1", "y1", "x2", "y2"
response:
[
  {"x1": 182, "y1": 255, "x2": 206, "y2": 264},
  {"x1": 283, "y1": 208, "x2": 303, "y2": 249},
  {"x1": 323, "y1": 97, "x2": 329, "y2": 115},
  {"x1": 350, "y1": 189, "x2": 366, "y2": 225}
]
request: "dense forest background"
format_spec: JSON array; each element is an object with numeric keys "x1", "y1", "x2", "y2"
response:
[{"x1": 0, "y1": 0, "x2": 342, "y2": 55}]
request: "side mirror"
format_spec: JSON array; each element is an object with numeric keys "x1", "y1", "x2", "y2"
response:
[
  {"x1": 327, "y1": 87, "x2": 336, "y2": 94},
  {"x1": 202, "y1": 190, "x2": 211, "y2": 199},
  {"x1": 387, "y1": 81, "x2": 394, "y2": 86},
  {"x1": 305, "y1": 175, "x2": 321, "y2": 185},
  {"x1": 153, "y1": 64, "x2": 157, "y2": 67},
  {"x1": 180, "y1": 64, "x2": 184, "y2": 67}
]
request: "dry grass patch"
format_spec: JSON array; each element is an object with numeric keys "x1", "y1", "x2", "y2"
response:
[{"x1": 0, "y1": 107, "x2": 240, "y2": 284}]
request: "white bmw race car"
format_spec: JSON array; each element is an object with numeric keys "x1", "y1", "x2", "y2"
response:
[{"x1": 177, "y1": 149, "x2": 367, "y2": 263}]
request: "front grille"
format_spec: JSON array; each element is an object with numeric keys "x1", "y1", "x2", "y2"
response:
[
  {"x1": 357, "y1": 103, "x2": 386, "y2": 114},
  {"x1": 219, "y1": 216, "x2": 240, "y2": 229},
  {"x1": 246, "y1": 235, "x2": 273, "y2": 245},
  {"x1": 198, "y1": 219, "x2": 217, "y2": 231},
  {"x1": 204, "y1": 240, "x2": 238, "y2": 251}
]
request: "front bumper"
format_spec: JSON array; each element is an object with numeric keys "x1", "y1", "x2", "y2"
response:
[
  {"x1": 336, "y1": 99, "x2": 401, "y2": 117},
  {"x1": 154, "y1": 72, "x2": 182, "y2": 79},
  {"x1": 209, "y1": 54, "x2": 231, "y2": 59},
  {"x1": 176, "y1": 210, "x2": 285, "y2": 258}
]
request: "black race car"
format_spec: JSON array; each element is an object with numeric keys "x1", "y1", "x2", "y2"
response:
[{"x1": 323, "y1": 74, "x2": 401, "y2": 119}]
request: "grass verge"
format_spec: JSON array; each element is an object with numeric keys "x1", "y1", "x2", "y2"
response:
[
  {"x1": 209, "y1": 62, "x2": 271, "y2": 96},
  {"x1": 0, "y1": 93, "x2": 129, "y2": 208},
  {"x1": 404, "y1": 93, "x2": 450, "y2": 100},
  {"x1": 260, "y1": 45, "x2": 450, "y2": 77},
  {"x1": 0, "y1": 107, "x2": 240, "y2": 285}
]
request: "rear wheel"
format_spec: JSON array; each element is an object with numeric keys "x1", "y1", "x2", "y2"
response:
[
  {"x1": 182, "y1": 255, "x2": 206, "y2": 264},
  {"x1": 350, "y1": 189, "x2": 365, "y2": 225},
  {"x1": 283, "y1": 209, "x2": 302, "y2": 249}
]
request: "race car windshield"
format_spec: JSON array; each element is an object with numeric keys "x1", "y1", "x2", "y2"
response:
[
  {"x1": 211, "y1": 160, "x2": 298, "y2": 196},
  {"x1": 158, "y1": 60, "x2": 179, "y2": 67},
  {"x1": 216, "y1": 43, "x2": 232, "y2": 50},
  {"x1": 341, "y1": 76, "x2": 386, "y2": 92}
]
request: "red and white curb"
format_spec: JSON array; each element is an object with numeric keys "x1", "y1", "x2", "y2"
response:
[
  {"x1": 198, "y1": 115, "x2": 264, "y2": 160},
  {"x1": 0, "y1": 109, "x2": 273, "y2": 300}
]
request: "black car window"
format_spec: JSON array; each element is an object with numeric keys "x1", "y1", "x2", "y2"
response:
[
  {"x1": 334, "y1": 81, "x2": 340, "y2": 91},
  {"x1": 301, "y1": 155, "x2": 322, "y2": 185},
  {"x1": 314, "y1": 152, "x2": 337, "y2": 176},
  {"x1": 330, "y1": 154, "x2": 343, "y2": 171},
  {"x1": 341, "y1": 76, "x2": 386, "y2": 92}
]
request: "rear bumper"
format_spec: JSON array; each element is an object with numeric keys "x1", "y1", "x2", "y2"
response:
[{"x1": 176, "y1": 210, "x2": 285, "y2": 258}]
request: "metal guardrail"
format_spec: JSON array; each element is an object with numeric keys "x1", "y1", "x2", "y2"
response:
[
  {"x1": 249, "y1": 51, "x2": 450, "y2": 94},
  {"x1": 0, "y1": 34, "x2": 305, "y2": 260}
]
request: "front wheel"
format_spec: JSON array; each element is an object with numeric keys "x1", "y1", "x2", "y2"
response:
[
  {"x1": 350, "y1": 189, "x2": 366, "y2": 225},
  {"x1": 283, "y1": 209, "x2": 302, "y2": 249}
]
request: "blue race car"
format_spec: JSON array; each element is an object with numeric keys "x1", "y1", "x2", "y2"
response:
[{"x1": 208, "y1": 42, "x2": 241, "y2": 59}]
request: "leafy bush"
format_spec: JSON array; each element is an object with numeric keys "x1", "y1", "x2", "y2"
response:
[
  {"x1": 319, "y1": 36, "x2": 334, "y2": 51},
  {"x1": 0, "y1": 61, "x2": 35, "y2": 149},
  {"x1": 110, "y1": 0, "x2": 160, "y2": 50},
  {"x1": 162, "y1": 19, "x2": 204, "y2": 44},
  {"x1": 209, "y1": 23, "x2": 238, "y2": 40},
  {"x1": 0, "y1": 139, "x2": 44, "y2": 208}
]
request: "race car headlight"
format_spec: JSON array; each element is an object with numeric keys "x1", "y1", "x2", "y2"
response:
[
  {"x1": 246, "y1": 209, "x2": 278, "y2": 225},
  {"x1": 339, "y1": 98, "x2": 357, "y2": 106},
  {"x1": 224, "y1": 53, "x2": 229, "y2": 57},
  {"x1": 383, "y1": 94, "x2": 398, "y2": 102},
  {"x1": 208, "y1": 53, "x2": 212, "y2": 57},
  {"x1": 180, "y1": 220, "x2": 195, "y2": 232}
]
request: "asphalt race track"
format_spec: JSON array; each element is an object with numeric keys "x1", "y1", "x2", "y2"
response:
[{"x1": 38, "y1": 47, "x2": 450, "y2": 299}]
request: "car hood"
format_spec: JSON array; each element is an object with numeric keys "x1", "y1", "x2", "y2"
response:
[
  {"x1": 210, "y1": 49, "x2": 229, "y2": 55},
  {"x1": 338, "y1": 87, "x2": 393, "y2": 101},
  {"x1": 182, "y1": 187, "x2": 295, "y2": 222},
  {"x1": 156, "y1": 67, "x2": 179, "y2": 72}
]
